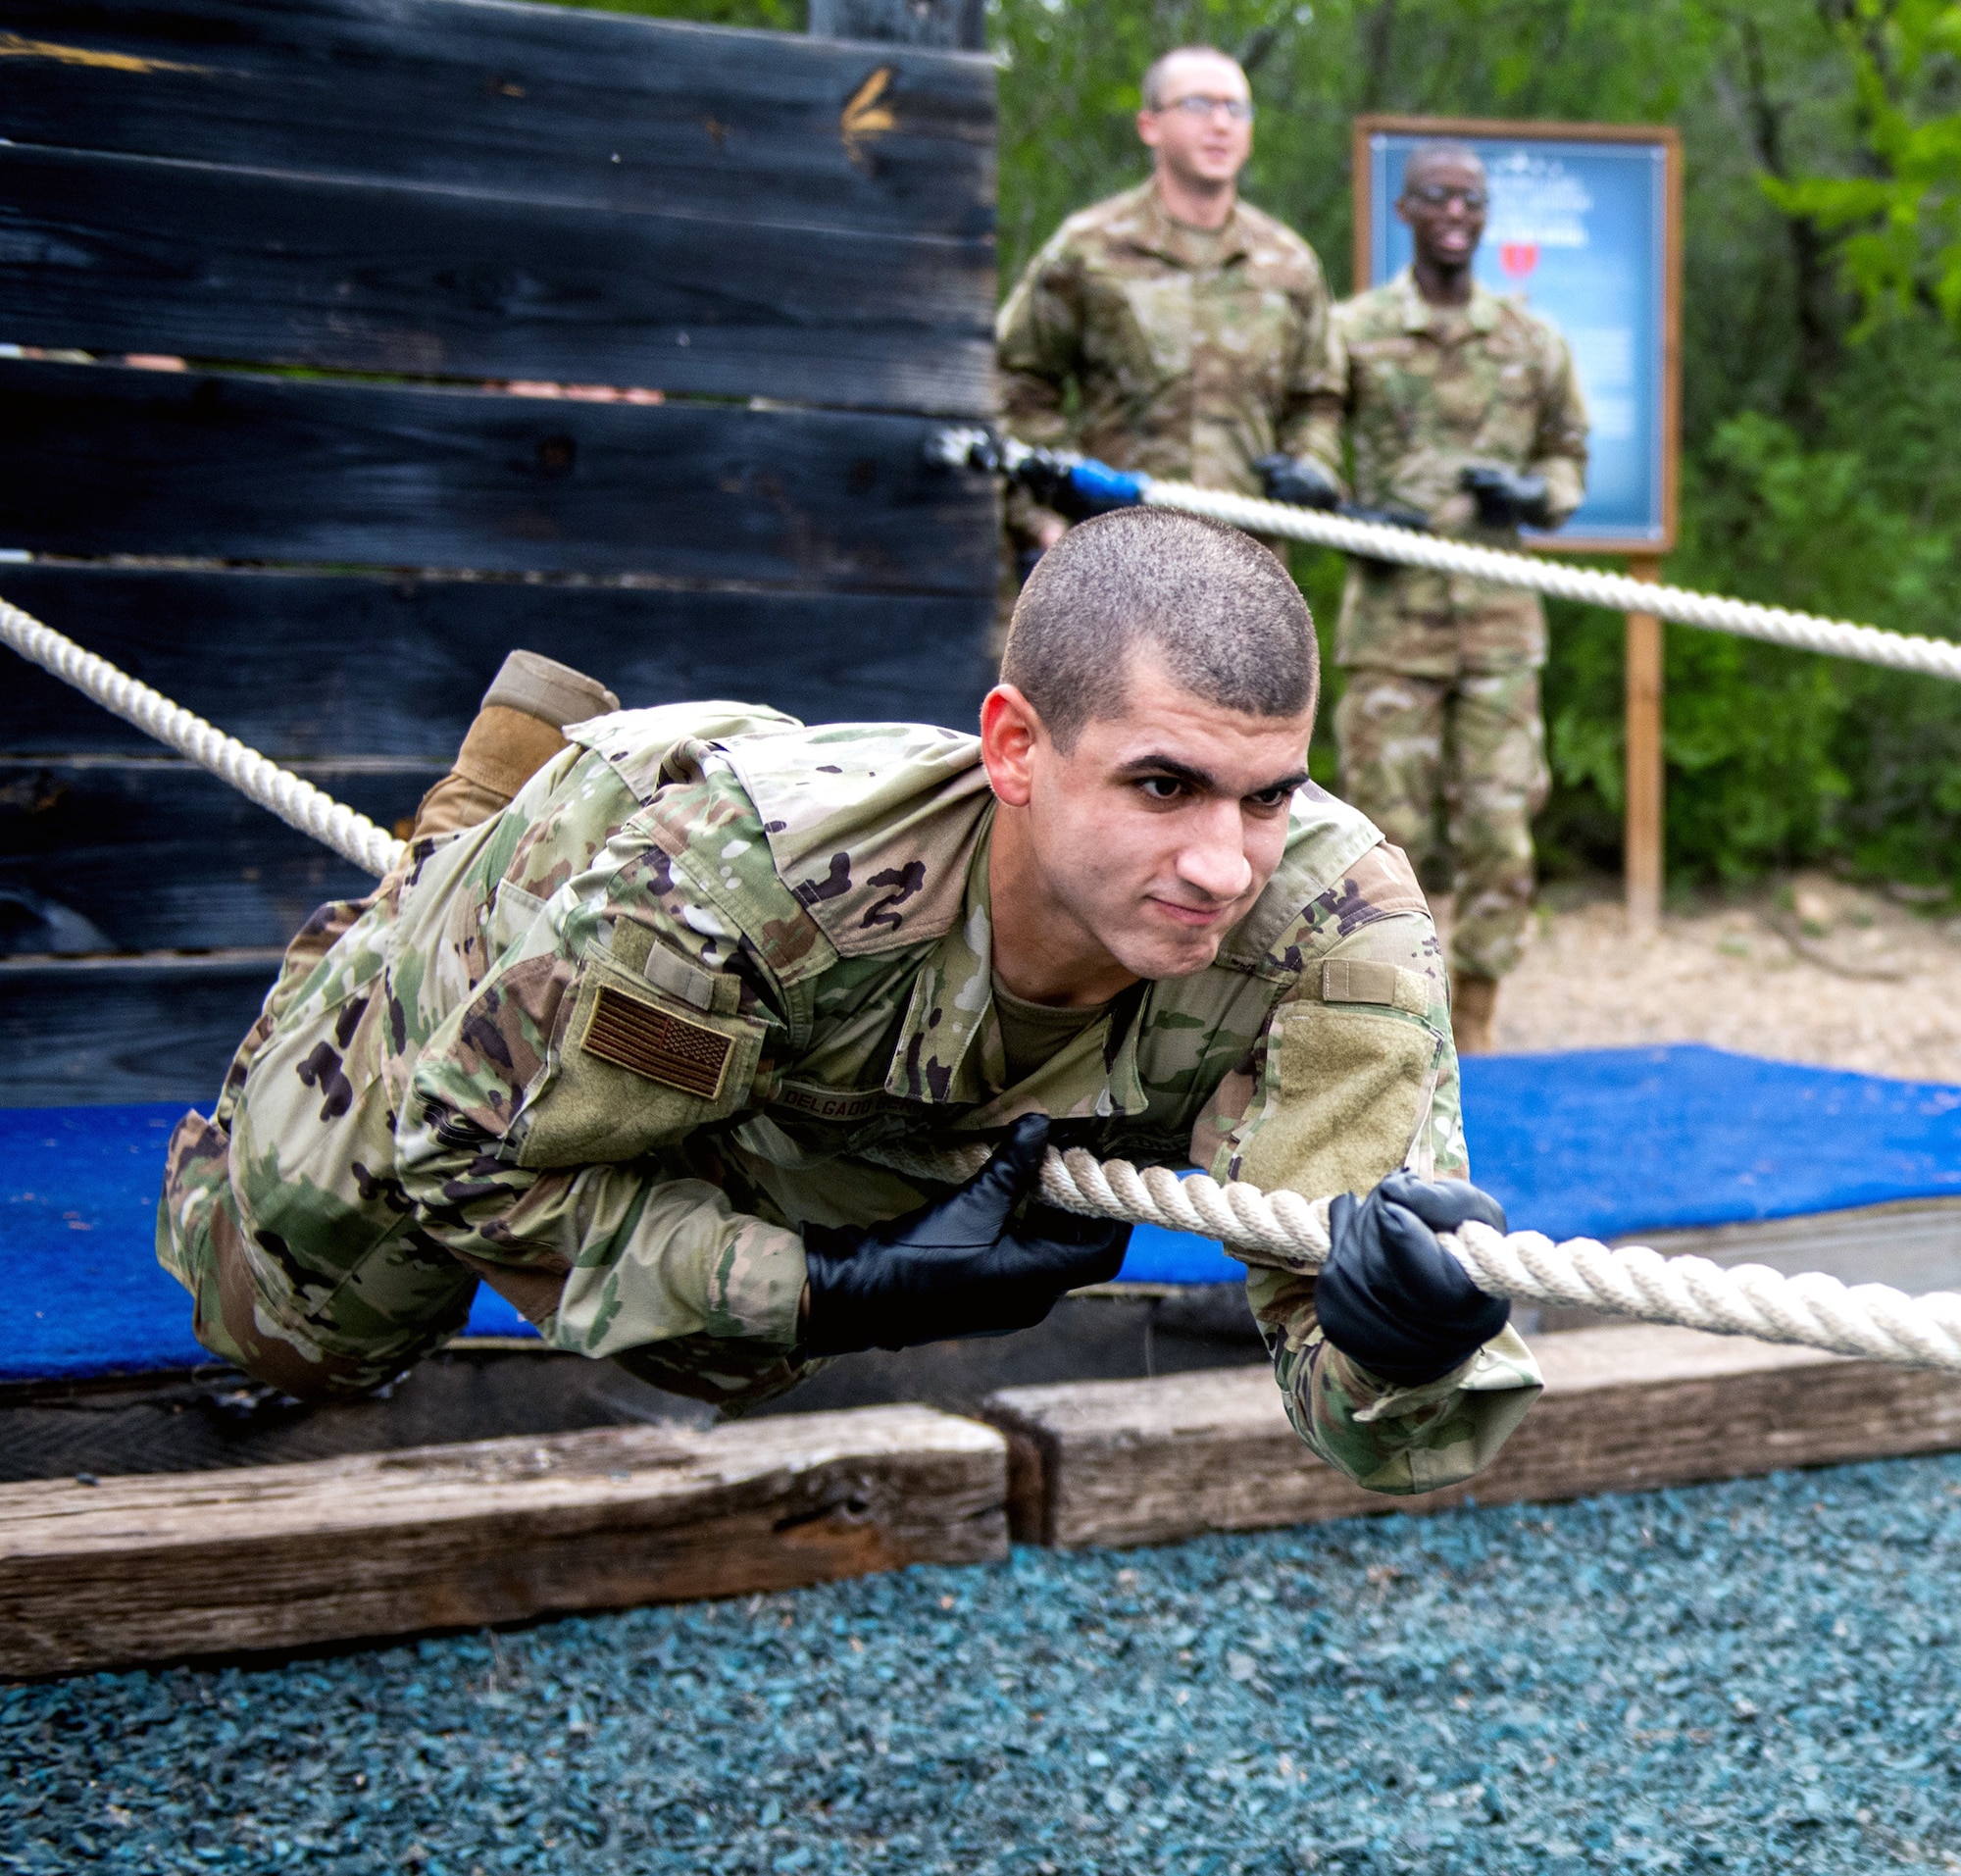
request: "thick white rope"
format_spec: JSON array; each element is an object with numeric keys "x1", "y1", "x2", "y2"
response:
[
  {"x1": 12, "y1": 590, "x2": 1961, "y2": 1376},
  {"x1": 1034, "y1": 1148, "x2": 1961, "y2": 1376},
  {"x1": 1143, "y1": 481, "x2": 1961, "y2": 683},
  {"x1": 0, "y1": 596, "x2": 407, "y2": 878}
]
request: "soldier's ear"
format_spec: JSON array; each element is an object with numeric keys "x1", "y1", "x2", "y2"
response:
[{"x1": 980, "y1": 684, "x2": 1043, "y2": 807}]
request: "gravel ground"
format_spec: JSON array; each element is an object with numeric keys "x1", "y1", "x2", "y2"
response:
[
  {"x1": 9, "y1": 1451, "x2": 1961, "y2": 1875},
  {"x1": 1482, "y1": 874, "x2": 1961, "y2": 1084}
]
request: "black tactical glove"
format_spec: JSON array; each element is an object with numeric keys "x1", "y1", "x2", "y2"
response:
[
  {"x1": 1253, "y1": 453, "x2": 1342, "y2": 511},
  {"x1": 799, "y1": 1114, "x2": 1131, "y2": 1356},
  {"x1": 1460, "y1": 465, "x2": 1554, "y2": 529},
  {"x1": 1314, "y1": 1171, "x2": 1511, "y2": 1386}
]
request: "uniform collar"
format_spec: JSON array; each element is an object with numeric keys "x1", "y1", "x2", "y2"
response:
[
  {"x1": 883, "y1": 825, "x2": 1153, "y2": 1124},
  {"x1": 1392, "y1": 266, "x2": 1501, "y2": 336},
  {"x1": 1122, "y1": 179, "x2": 1253, "y2": 270}
]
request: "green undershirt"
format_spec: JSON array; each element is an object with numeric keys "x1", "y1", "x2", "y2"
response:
[{"x1": 991, "y1": 977, "x2": 1112, "y2": 1089}]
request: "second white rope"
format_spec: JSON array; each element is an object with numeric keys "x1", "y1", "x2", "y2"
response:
[{"x1": 1143, "y1": 480, "x2": 1961, "y2": 684}]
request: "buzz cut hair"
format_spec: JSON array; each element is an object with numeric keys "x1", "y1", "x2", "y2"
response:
[
  {"x1": 1401, "y1": 140, "x2": 1486, "y2": 190},
  {"x1": 1001, "y1": 507, "x2": 1318, "y2": 749},
  {"x1": 1140, "y1": 44, "x2": 1242, "y2": 111}
]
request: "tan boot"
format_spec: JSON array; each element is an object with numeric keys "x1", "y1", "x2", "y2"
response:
[
  {"x1": 409, "y1": 651, "x2": 619, "y2": 840},
  {"x1": 1450, "y1": 971, "x2": 1499, "y2": 1055}
]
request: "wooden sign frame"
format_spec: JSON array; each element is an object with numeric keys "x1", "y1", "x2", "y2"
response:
[{"x1": 1351, "y1": 114, "x2": 1684, "y2": 557}]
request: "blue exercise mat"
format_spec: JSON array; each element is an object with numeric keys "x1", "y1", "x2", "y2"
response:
[
  {"x1": 10, "y1": 1043, "x2": 1961, "y2": 1380},
  {"x1": 3, "y1": 1105, "x2": 535, "y2": 1382}
]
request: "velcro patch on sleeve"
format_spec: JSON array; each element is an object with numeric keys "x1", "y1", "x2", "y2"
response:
[
  {"x1": 581, "y1": 986, "x2": 734, "y2": 1099},
  {"x1": 1321, "y1": 958, "x2": 1430, "y2": 1018}
]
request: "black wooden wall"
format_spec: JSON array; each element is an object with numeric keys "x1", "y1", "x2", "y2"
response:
[{"x1": 0, "y1": 0, "x2": 999, "y2": 1104}]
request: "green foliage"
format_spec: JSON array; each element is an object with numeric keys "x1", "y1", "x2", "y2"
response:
[{"x1": 1762, "y1": 0, "x2": 1961, "y2": 331}]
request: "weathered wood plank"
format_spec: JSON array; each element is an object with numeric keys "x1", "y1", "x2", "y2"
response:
[
  {"x1": 0, "y1": 759, "x2": 433, "y2": 953},
  {"x1": 0, "y1": 0, "x2": 994, "y2": 240},
  {"x1": 0, "y1": 361, "x2": 998, "y2": 588},
  {"x1": 0, "y1": 144, "x2": 993, "y2": 413},
  {"x1": 811, "y1": 0, "x2": 985, "y2": 48},
  {"x1": 0, "y1": 1405, "x2": 1008, "y2": 1675},
  {"x1": 982, "y1": 1326, "x2": 1961, "y2": 1548},
  {"x1": 0, "y1": 567, "x2": 995, "y2": 760},
  {"x1": 0, "y1": 953, "x2": 277, "y2": 1106}
]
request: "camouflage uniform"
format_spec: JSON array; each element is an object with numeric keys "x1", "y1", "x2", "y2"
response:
[
  {"x1": 992, "y1": 180, "x2": 1345, "y2": 636},
  {"x1": 1333, "y1": 271, "x2": 1588, "y2": 981},
  {"x1": 158, "y1": 704, "x2": 1541, "y2": 1496}
]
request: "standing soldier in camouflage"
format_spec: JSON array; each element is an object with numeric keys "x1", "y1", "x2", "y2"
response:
[
  {"x1": 159, "y1": 508, "x2": 1541, "y2": 1497},
  {"x1": 993, "y1": 44, "x2": 1346, "y2": 606},
  {"x1": 1333, "y1": 143, "x2": 1589, "y2": 1053}
]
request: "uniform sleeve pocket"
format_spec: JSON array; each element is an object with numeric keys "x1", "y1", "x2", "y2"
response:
[
  {"x1": 1234, "y1": 999, "x2": 1438, "y2": 1201},
  {"x1": 488, "y1": 879, "x2": 548, "y2": 958},
  {"x1": 512, "y1": 952, "x2": 766, "y2": 1169}
]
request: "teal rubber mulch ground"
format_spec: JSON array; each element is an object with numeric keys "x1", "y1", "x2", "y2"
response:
[{"x1": 7, "y1": 1451, "x2": 1961, "y2": 1875}]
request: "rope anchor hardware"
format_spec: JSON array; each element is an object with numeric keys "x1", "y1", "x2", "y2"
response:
[{"x1": 11, "y1": 589, "x2": 1961, "y2": 1376}]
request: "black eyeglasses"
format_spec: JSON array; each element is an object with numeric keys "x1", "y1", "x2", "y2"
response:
[
  {"x1": 1157, "y1": 93, "x2": 1255, "y2": 122},
  {"x1": 1406, "y1": 184, "x2": 1488, "y2": 211}
]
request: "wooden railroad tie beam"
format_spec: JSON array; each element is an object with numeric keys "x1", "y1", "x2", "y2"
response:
[
  {"x1": 982, "y1": 1325, "x2": 1961, "y2": 1549},
  {"x1": 0, "y1": 1405, "x2": 1006, "y2": 1680},
  {"x1": 15, "y1": 1326, "x2": 1961, "y2": 1679}
]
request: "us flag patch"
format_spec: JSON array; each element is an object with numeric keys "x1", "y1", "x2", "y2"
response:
[{"x1": 580, "y1": 988, "x2": 733, "y2": 1099}]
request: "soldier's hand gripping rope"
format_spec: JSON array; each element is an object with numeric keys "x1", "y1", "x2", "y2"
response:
[
  {"x1": 799, "y1": 1115, "x2": 1131, "y2": 1356},
  {"x1": 1316, "y1": 1174, "x2": 1513, "y2": 1384},
  {"x1": 1243, "y1": 452, "x2": 1430, "y2": 571}
]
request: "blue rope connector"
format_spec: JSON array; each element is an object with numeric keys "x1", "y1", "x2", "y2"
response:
[{"x1": 1067, "y1": 459, "x2": 1148, "y2": 509}]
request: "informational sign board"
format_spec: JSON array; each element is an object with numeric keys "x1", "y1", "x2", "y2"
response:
[{"x1": 1352, "y1": 116, "x2": 1681, "y2": 554}]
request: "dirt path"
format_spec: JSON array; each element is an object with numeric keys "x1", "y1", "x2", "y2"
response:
[{"x1": 1466, "y1": 872, "x2": 1961, "y2": 1085}]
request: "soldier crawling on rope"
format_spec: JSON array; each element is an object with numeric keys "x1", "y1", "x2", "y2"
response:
[{"x1": 158, "y1": 507, "x2": 1542, "y2": 1496}]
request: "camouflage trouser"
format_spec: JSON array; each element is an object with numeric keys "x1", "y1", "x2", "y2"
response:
[
  {"x1": 1334, "y1": 666, "x2": 1549, "y2": 981},
  {"x1": 153, "y1": 892, "x2": 482, "y2": 1401}
]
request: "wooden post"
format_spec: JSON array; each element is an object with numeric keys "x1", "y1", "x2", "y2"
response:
[{"x1": 1624, "y1": 555, "x2": 1665, "y2": 938}]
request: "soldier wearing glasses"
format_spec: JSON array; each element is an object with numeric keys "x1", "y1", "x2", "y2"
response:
[
  {"x1": 993, "y1": 46, "x2": 1345, "y2": 593},
  {"x1": 1332, "y1": 143, "x2": 1589, "y2": 1053}
]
